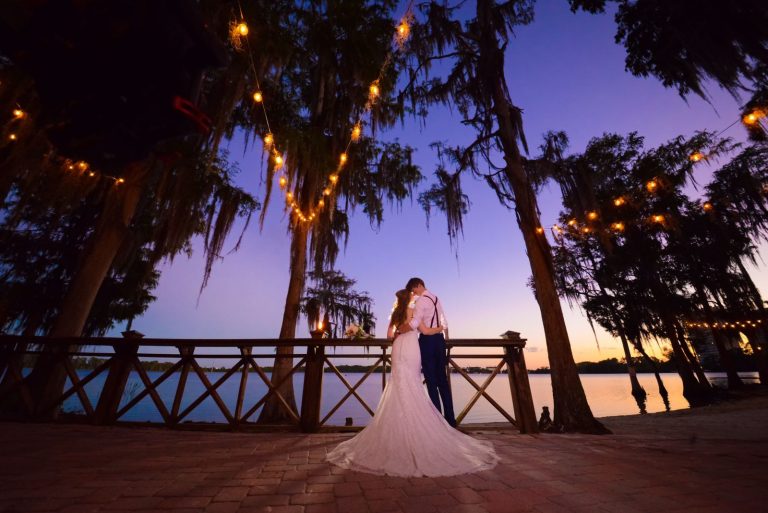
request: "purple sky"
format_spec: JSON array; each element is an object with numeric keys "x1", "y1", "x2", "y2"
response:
[{"x1": 110, "y1": 2, "x2": 763, "y2": 369}]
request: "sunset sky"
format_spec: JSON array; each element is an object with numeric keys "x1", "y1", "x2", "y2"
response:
[{"x1": 108, "y1": 1, "x2": 765, "y2": 370}]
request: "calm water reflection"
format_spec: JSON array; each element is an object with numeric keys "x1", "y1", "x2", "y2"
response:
[{"x1": 64, "y1": 370, "x2": 758, "y2": 426}]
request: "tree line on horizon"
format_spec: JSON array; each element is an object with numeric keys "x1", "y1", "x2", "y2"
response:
[{"x1": 0, "y1": 0, "x2": 767, "y2": 433}]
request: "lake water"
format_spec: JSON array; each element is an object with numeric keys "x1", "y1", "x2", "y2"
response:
[{"x1": 61, "y1": 370, "x2": 759, "y2": 426}]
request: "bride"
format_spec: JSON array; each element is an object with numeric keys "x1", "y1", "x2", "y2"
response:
[{"x1": 326, "y1": 289, "x2": 499, "y2": 477}]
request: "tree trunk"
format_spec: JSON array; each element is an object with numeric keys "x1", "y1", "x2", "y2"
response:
[
  {"x1": 674, "y1": 322, "x2": 712, "y2": 388},
  {"x1": 619, "y1": 331, "x2": 647, "y2": 413},
  {"x1": 660, "y1": 314, "x2": 711, "y2": 406},
  {"x1": 257, "y1": 221, "x2": 308, "y2": 423},
  {"x1": 476, "y1": 0, "x2": 606, "y2": 433},
  {"x1": 697, "y1": 294, "x2": 743, "y2": 389},
  {"x1": 633, "y1": 340, "x2": 670, "y2": 411},
  {"x1": 23, "y1": 160, "x2": 151, "y2": 419}
]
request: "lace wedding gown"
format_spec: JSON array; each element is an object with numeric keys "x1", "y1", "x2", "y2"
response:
[{"x1": 326, "y1": 329, "x2": 499, "y2": 477}]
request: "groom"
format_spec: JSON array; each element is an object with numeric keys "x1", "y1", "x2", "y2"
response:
[{"x1": 399, "y1": 277, "x2": 457, "y2": 427}]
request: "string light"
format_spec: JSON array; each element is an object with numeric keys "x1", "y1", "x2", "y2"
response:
[
  {"x1": 536, "y1": 227, "x2": 544, "y2": 234},
  {"x1": 743, "y1": 112, "x2": 760, "y2": 125},
  {"x1": 351, "y1": 123, "x2": 362, "y2": 142},
  {"x1": 651, "y1": 214, "x2": 665, "y2": 224},
  {"x1": 613, "y1": 197, "x2": 625, "y2": 207},
  {"x1": 369, "y1": 81, "x2": 380, "y2": 101},
  {"x1": 689, "y1": 152, "x2": 704, "y2": 162},
  {"x1": 230, "y1": 3, "x2": 412, "y2": 224},
  {"x1": 702, "y1": 201, "x2": 713, "y2": 212},
  {"x1": 116, "y1": 178, "x2": 125, "y2": 184},
  {"x1": 12, "y1": 109, "x2": 25, "y2": 119},
  {"x1": 611, "y1": 222, "x2": 625, "y2": 232},
  {"x1": 587, "y1": 211, "x2": 598, "y2": 221},
  {"x1": 646, "y1": 179, "x2": 658, "y2": 192},
  {"x1": 8, "y1": 133, "x2": 17, "y2": 141},
  {"x1": 568, "y1": 218, "x2": 577, "y2": 227}
]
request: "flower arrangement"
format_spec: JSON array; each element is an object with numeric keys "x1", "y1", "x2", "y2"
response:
[{"x1": 344, "y1": 323, "x2": 374, "y2": 339}]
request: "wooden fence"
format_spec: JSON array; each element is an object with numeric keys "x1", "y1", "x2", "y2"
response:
[{"x1": 0, "y1": 335, "x2": 538, "y2": 433}]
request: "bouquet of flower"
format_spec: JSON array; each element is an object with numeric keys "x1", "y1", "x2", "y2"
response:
[{"x1": 344, "y1": 323, "x2": 374, "y2": 339}]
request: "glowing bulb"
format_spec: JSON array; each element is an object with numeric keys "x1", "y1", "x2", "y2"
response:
[
  {"x1": 12, "y1": 109, "x2": 25, "y2": 119},
  {"x1": 397, "y1": 21, "x2": 410, "y2": 41},
  {"x1": 613, "y1": 197, "x2": 625, "y2": 207},
  {"x1": 744, "y1": 112, "x2": 758, "y2": 125},
  {"x1": 323, "y1": 188, "x2": 331, "y2": 196},
  {"x1": 339, "y1": 153, "x2": 347, "y2": 165},
  {"x1": 568, "y1": 218, "x2": 577, "y2": 226},
  {"x1": 263, "y1": 133, "x2": 274, "y2": 147},
  {"x1": 77, "y1": 161, "x2": 88, "y2": 171},
  {"x1": 67, "y1": 164, "x2": 75, "y2": 171},
  {"x1": 236, "y1": 22, "x2": 249, "y2": 36},
  {"x1": 553, "y1": 225, "x2": 562, "y2": 233},
  {"x1": 351, "y1": 124, "x2": 362, "y2": 141},
  {"x1": 116, "y1": 178, "x2": 125, "y2": 184},
  {"x1": 329, "y1": 174, "x2": 338, "y2": 184},
  {"x1": 582, "y1": 226, "x2": 590, "y2": 234},
  {"x1": 274, "y1": 154, "x2": 283, "y2": 166},
  {"x1": 702, "y1": 201, "x2": 713, "y2": 212},
  {"x1": 535, "y1": 227, "x2": 544, "y2": 234},
  {"x1": 279, "y1": 176, "x2": 287, "y2": 188},
  {"x1": 8, "y1": 133, "x2": 17, "y2": 141},
  {"x1": 646, "y1": 179, "x2": 658, "y2": 192},
  {"x1": 689, "y1": 152, "x2": 704, "y2": 162},
  {"x1": 652, "y1": 214, "x2": 664, "y2": 223},
  {"x1": 611, "y1": 222, "x2": 625, "y2": 232},
  {"x1": 318, "y1": 199, "x2": 325, "y2": 208},
  {"x1": 253, "y1": 91, "x2": 263, "y2": 103},
  {"x1": 286, "y1": 192, "x2": 293, "y2": 201},
  {"x1": 88, "y1": 171, "x2": 95, "y2": 177},
  {"x1": 587, "y1": 211, "x2": 598, "y2": 221},
  {"x1": 369, "y1": 82, "x2": 380, "y2": 99}
]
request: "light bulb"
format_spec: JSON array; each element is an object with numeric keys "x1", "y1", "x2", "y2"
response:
[
  {"x1": 253, "y1": 91, "x2": 263, "y2": 103},
  {"x1": 236, "y1": 22, "x2": 249, "y2": 36},
  {"x1": 339, "y1": 153, "x2": 347, "y2": 165},
  {"x1": 351, "y1": 124, "x2": 362, "y2": 141}
]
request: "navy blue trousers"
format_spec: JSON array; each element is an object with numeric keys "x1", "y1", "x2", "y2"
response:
[{"x1": 418, "y1": 332, "x2": 456, "y2": 426}]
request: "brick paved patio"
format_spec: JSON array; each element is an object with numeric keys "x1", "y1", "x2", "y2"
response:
[{"x1": 1, "y1": 403, "x2": 766, "y2": 513}]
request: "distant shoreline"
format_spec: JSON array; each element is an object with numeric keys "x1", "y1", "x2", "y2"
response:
[{"x1": 61, "y1": 356, "x2": 756, "y2": 375}]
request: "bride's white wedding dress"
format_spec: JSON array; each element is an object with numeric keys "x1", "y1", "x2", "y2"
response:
[{"x1": 326, "y1": 329, "x2": 499, "y2": 477}]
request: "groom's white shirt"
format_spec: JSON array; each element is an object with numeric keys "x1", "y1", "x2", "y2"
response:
[{"x1": 408, "y1": 290, "x2": 448, "y2": 331}]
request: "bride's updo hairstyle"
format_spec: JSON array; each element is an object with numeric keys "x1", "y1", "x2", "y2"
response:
[{"x1": 389, "y1": 289, "x2": 411, "y2": 328}]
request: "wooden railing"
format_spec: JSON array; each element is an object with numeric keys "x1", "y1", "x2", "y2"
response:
[{"x1": 0, "y1": 335, "x2": 538, "y2": 433}]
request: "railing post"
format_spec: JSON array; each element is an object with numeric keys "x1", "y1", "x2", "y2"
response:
[
  {"x1": 171, "y1": 345, "x2": 194, "y2": 426},
  {"x1": 94, "y1": 342, "x2": 138, "y2": 424},
  {"x1": 300, "y1": 343, "x2": 324, "y2": 433},
  {"x1": 504, "y1": 343, "x2": 538, "y2": 434}
]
